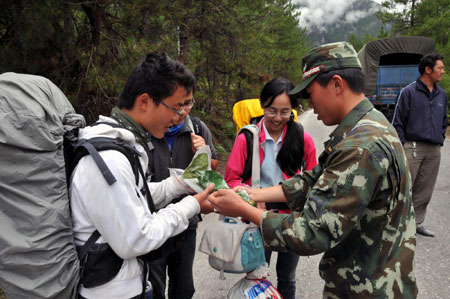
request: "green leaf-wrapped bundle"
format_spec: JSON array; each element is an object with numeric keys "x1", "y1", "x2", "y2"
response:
[{"x1": 183, "y1": 153, "x2": 255, "y2": 207}]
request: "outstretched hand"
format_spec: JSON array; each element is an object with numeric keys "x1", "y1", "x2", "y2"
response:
[
  {"x1": 208, "y1": 189, "x2": 249, "y2": 218},
  {"x1": 209, "y1": 189, "x2": 265, "y2": 225},
  {"x1": 231, "y1": 186, "x2": 264, "y2": 203},
  {"x1": 194, "y1": 183, "x2": 215, "y2": 214}
]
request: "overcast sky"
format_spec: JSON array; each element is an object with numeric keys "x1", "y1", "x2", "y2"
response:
[{"x1": 294, "y1": 0, "x2": 383, "y2": 32}]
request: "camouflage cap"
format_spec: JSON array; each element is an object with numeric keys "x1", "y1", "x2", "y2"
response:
[{"x1": 290, "y1": 42, "x2": 362, "y2": 99}]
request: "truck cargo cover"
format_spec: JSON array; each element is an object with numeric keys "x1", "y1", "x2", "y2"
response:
[{"x1": 357, "y1": 36, "x2": 435, "y2": 95}]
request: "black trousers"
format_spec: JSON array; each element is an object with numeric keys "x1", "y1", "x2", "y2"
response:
[
  {"x1": 79, "y1": 294, "x2": 141, "y2": 299},
  {"x1": 147, "y1": 228, "x2": 197, "y2": 299}
]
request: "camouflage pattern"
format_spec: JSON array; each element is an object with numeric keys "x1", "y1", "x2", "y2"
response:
[
  {"x1": 261, "y1": 99, "x2": 418, "y2": 298},
  {"x1": 290, "y1": 42, "x2": 362, "y2": 99}
]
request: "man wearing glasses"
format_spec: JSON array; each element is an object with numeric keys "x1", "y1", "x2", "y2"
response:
[
  {"x1": 147, "y1": 87, "x2": 218, "y2": 299},
  {"x1": 70, "y1": 52, "x2": 215, "y2": 298}
]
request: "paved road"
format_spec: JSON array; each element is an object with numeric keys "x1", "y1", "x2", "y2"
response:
[{"x1": 192, "y1": 110, "x2": 450, "y2": 298}]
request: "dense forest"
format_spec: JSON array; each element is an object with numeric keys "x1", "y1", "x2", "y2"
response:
[{"x1": 0, "y1": 0, "x2": 448, "y2": 153}]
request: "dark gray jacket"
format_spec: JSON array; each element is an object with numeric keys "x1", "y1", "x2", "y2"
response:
[
  {"x1": 148, "y1": 116, "x2": 217, "y2": 182},
  {"x1": 148, "y1": 116, "x2": 217, "y2": 227},
  {"x1": 393, "y1": 78, "x2": 447, "y2": 145}
]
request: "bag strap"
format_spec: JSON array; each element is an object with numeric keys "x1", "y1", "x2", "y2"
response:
[
  {"x1": 76, "y1": 137, "x2": 156, "y2": 213},
  {"x1": 135, "y1": 153, "x2": 156, "y2": 212},
  {"x1": 70, "y1": 124, "x2": 155, "y2": 295},
  {"x1": 70, "y1": 137, "x2": 135, "y2": 185},
  {"x1": 187, "y1": 116, "x2": 201, "y2": 135},
  {"x1": 77, "y1": 230, "x2": 100, "y2": 261},
  {"x1": 240, "y1": 129, "x2": 253, "y2": 182},
  {"x1": 71, "y1": 138, "x2": 156, "y2": 261},
  {"x1": 238, "y1": 124, "x2": 260, "y2": 188},
  {"x1": 68, "y1": 122, "x2": 156, "y2": 212}
]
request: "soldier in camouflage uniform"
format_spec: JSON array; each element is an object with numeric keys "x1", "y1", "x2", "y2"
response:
[{"x1": 210, "y1": 42, "x2": 418, "y2": 298}]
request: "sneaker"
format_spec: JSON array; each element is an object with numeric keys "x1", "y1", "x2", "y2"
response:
[{"x1": 416, "y1": 226, "x2": 435, "y2": 237}]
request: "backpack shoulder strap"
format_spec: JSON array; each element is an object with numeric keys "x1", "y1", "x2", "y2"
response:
[
  {"x1": 69, "y1": 137, "x2": 138, "y2": 183},
  {"x1": 187, "y1": 116, "x2": 201, "y2": 135},
  {"x1": 237, "y1": 124, "x2": 260, "y2": 188},
  {"x1": 68, "y1": 126, "x2": 155, "y2": 295},
  {"x1": 66, "y1": 130, "x2": 156, "y2": 213},
  {"x1": 239, "y1": 129, "x2": 253, "y2": 183},
  {"x1": 77, "y1": 230, "x2": 100, "y2": 260}
]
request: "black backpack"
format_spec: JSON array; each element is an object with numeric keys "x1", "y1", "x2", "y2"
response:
[
  {"x1": 64, "y1": 123, "x2": 156, "y2": 291},
  {"x1": 66, "y1": 123, "x2": 177, "y2": 291}
]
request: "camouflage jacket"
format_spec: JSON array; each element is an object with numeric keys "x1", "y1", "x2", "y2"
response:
[{"x1": 261, "y1": 99, "x2": 418, "y2": 298}]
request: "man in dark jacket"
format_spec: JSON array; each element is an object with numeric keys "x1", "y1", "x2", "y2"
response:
[
  {"x1": 393, "y1": 53, "x2": 447, "y2": 237},
  {"x1": 147, "y1": 88, "x2": 218, "y2": 299}
]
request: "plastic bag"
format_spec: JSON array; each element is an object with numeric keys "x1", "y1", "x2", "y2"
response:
[
  {"x1": 182, "y1": 146, "x2": 255, "y2": 206},
  {"x1": 227, "y1": 277, "x2": 282, "y2": 299},
  {"x1": 181, "y1": 146, "x2": 212, "y2": 193}
]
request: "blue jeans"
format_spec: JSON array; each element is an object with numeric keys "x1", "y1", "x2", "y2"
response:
[
  {"x1": 265, "y1": 249, "x2": 300, "y2": 299},
  {"x1": 147, "y1": 228, "x2": 197, "y2": 299}
]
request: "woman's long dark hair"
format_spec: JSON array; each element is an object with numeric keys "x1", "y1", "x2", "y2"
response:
[{"x1": 260, "y1": 78, "x2": 304, "y2": 176}]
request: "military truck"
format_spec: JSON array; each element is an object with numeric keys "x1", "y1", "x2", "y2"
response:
[{"x1": 358, "y1": 36, "x2": 436, "y2": 121}]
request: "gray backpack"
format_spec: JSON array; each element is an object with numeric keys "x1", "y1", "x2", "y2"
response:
[{"x1": 0, "y1": 73, "x2": 83, "y2": 298}]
